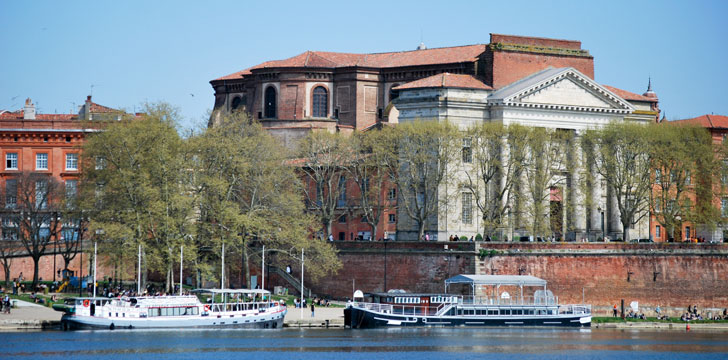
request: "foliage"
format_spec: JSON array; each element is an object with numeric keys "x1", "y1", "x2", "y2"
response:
[
  {"x1": 296, "y1": 131, "x2": 353, "y2": 239},
  {"x1": 80, "y1": 103, "x2": 195, "y2": 292},
  {"x1": 463, "y1": 123, "x2": 529, "y2": 238},
  {"x1": 192, "y1": 112, "x2": 340, "y2": 284},
  {"x1": 385, "y1": 120, "x2": 460, "y2": 240},
  {"x1": 648, "y1": 124, "x2": 719, "y2": 240},
  {"x1": 584, "y1": 122, "x2": 653, "y2": 241}
]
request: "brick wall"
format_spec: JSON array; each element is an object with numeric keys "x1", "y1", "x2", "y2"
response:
[
  {"x1": 490, "y1": 50, "x2": 595, "y2": 89},
  {"x1": 278, "y1": 242, "x2": 727, "y2": 318}
]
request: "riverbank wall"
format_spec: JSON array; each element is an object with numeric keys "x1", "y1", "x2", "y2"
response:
[{"x1": 295, "y1": 242, "x2": 727, "y2": 318}]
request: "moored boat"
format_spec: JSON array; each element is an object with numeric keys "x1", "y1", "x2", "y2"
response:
[
  {"x1": 345, "y1": 274, "x2": 591, "y2": 328},
  {"x1": 54, "y1": 288, "x2": 286, "y2": 330}
]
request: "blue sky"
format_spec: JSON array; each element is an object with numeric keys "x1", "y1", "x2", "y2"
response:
[{"x1": 1, "y1": 0, "x2": 727, "y2": 130}]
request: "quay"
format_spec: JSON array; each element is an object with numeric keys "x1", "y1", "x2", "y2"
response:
[{"x1": 0, "y1": 300, "x2": 345, "y2": 330}]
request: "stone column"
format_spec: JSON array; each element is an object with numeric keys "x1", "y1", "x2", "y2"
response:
[{"x1": 569, "y1": 132, "x2": 586, "y2": 241}]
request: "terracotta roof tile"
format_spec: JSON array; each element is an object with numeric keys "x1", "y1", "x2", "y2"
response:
[
  {"x1": 394, "y1": 73, "x2": 492, "y2": 90},
  {"x1": 214, "y1": 44, "x2": 487, "y2": 80},
  {"x1": 88, "y1": 102, "x2": 119, "y2": 113},
  {"x1": 670, "y1": 114, "x2": 728, "y2": 129},
  {"x1": 602, "y1": 85, "x2": 657, "y2": 102},
  {"x1": 0, "y1": 110, "x2": 77, "y2": 121}
]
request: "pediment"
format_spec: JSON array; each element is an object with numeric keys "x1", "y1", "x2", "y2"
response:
[
  {"x1": 489, "y1": 68, "x2": 634, "y2": 113},
  {"x1": 520, "y1": 77, "x2": 613, "y2": 108}
]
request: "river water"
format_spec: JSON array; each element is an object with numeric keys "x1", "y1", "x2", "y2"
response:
[{"x1": 2, "y1": 328, "x2": 726, "y2": 359}]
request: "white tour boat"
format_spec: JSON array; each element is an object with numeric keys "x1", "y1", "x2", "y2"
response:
[{"x1": 54, "y1": 289, "x2": 286, "y2": 330}]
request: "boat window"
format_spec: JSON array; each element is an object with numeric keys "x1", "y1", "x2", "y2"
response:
[
  {"x1": 514, "y1": 309, "x2": 523, "y2": 315},
  {"x1": 161, "y1": 308, "x2": 170, "y2": 316},
  {"x1": 488, "y1": 310, "x2": 497, "y2": 315},
  {"x1": 502, "y1": 309, "x2": 510, "y2": 315}
]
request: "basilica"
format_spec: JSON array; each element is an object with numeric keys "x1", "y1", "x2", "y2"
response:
[{"x1": 210, "y1": 33, "x2": 660, "y2": 242}]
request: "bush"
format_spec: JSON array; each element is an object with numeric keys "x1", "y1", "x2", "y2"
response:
[
  {"x1": 475, "y1": 233, "x2": 483, "y2": 241},
  {"x1": 460, "y1": 236, "x2": 468, "y2": 241}
]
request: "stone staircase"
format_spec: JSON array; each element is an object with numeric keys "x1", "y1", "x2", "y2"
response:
[{"x1": 270, "y1": 266, "x2": 313, "y2": 297}]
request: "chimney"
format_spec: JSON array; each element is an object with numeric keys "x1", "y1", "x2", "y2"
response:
[{"x1": 23, "y1": 98, "x2": 36, "y2": 120}]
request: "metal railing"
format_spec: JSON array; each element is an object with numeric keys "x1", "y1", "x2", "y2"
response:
[
  {"x1": 459, "y1": 295, "x2": 558, "y2": 306},
  {"x1": 558, "y1": 304, "x2": 591, "y2": 315}
]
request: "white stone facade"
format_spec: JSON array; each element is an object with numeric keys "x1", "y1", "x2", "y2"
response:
[{"x1": 395, "y1": 67, "x2": 653, "y2": 242}]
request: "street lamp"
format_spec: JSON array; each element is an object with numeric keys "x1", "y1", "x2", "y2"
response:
[{"x1": 599, "y1": 206, "x2": 605, "y2": 242}]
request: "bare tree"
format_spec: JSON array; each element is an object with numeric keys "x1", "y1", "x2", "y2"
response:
[
  {"x1": 297, "y1": 131, "x2": 353, "y2": 239},
  {"x1": 1, "y1": 172, "x2": 64, "y2": 288}
]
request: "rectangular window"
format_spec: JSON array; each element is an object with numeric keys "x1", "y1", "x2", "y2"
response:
[
  {"x1": 388, "y1": 187, "x2": 396, "y2": 200},
  {"x1": 654, "y1": 198, "x2": 662, "y2": 212},
  {"x1": 462, "y1": 192, "x2": 472, "y2": 224},
  {"x1": 656, "y1": 225, "x2": 661, "y2": 238},
  {"x1": 462, "y1": 137, "x2": 472, "y2": 163},
  {"x1": 65, "y1": 153, "x2": 78, "y2": 170},
  {"x1": 722, "y1": 198, "x2": 728, "y2": 217},
  {"x1": 685, "y1": 226, "x2": 691, "y2": 240},
  {"x1": 388, "y1": 214, "x2": 396, "y2": 223},
  {"x1": 36, "y1": 153, "x2": 48, "y2": 170},
  {"x1": 338, "y1": 214, "x2": 346, "y2": 223},
  {"x1": 361, "y1": 177, "x2": 369, "y2": 196},
  {"x1": 65, "y1": 180, "x2": 77, "y2": 208},
  {"x1": 655, "y1": 169, "x2": 661, "y2": 183},
  {"x1": 337, "y1": 177, "x2": 346, "y2": 207},
  {"x1": 5, "y1": 179, "x2": 17, "y2": 208},
  {"x1": 35, "y1": 180, "x2": 47, "y2": 209},
  {"x1": 6, "y1": 153, "x2": 17, "y2": 170},
  {"x1": 685, "y1": 170, "x2": 691, "y2": 185},
  {"x1": 95, "y1": 157, "x2": 106, "y2": 170}
]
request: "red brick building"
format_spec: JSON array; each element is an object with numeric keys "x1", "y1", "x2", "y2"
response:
[
  {"x1": 209, "y1": 34, "x2": 603, "y2": 143},
  {"x1": 0, "y1": 96, "x2": 126, "y2": 283},
  {"x1": 649, "y1": 114, "x2": 728, "y2": 242}
]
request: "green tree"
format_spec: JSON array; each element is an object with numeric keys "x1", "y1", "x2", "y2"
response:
[
  {"x1": 193, "y1": 112, "x2": 339, "y2": 286},
  {"x1": 585, "y1": 122, "x2": 652, "y2": 241},
  {"x1": 80, "y1": 103, "x2": 195, "y2": 293},
  {"x1": 650, "y1": 124, "x2": 720, "y2": 240},
  {"x1": 386, "y1": 120, "x2": 460, "y2": 240},
  {"x1": 463, "y1": 123, "x2": 529, "y2": 239},
  {"x1": 521, "y1": 128, "x2": 570, "y2": 239}
]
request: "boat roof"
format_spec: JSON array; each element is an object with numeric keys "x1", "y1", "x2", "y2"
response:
[
  {"x1": 445, "y1": 274, "x2": 547, "y2": 287},
  {"x1": 191, "y1": 288, "x2": 271, "y2": 295}
]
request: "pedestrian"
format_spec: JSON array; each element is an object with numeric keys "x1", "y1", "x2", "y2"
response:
[
  {"x1": 12, "y1": 280, "x2": 17, "y2": 295},
  {"x1": 425, "y1": 234, "x2": 429, "y2": 241},
  {"x1": 286, "y1": 265, "x2": 292, "y2": 275},
  {"x1": 613, "y1": 304, "x2": 618, "y2": 317},
  {"x1": 311, "y1": 303, "x2": 315, "y2": 318}
]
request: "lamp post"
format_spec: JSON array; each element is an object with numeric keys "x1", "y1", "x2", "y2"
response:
[{"x1": 599, "y1": 207, "x2": 605, "y2": 242}]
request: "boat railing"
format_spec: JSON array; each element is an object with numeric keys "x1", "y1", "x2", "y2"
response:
[
  {"x1": 354, "y1": 302, "x2": 438, "y2": 316},
  {"x1": 209, "y1": 301, "x2": 274, "y2": 313},
  {"x1": 558, "y1": 304, "x2": 591, "y2": 315},
  {"x1": 459, "y1": 295, "x2": 559, "y2": 306}
]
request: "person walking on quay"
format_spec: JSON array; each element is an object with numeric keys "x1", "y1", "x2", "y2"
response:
[
  {"x1": 613, "y1": 304, "x2": 618, "y2": 317},
  {"x1": 310, "y1": 303, "x2": 315, "y2": 318}
]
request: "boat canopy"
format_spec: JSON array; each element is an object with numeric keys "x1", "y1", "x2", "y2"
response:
[{"x1": 445, "y1": 274, "x2": 547, "y2": 287}]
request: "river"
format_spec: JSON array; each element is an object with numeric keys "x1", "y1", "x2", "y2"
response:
[{"x1": 2, "y1": 327, "x2": 726, "y2": 359}]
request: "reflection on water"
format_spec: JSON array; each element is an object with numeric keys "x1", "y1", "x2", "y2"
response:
[{"x1": 0, "y1": 328, "x2": 726, "y2": 359}]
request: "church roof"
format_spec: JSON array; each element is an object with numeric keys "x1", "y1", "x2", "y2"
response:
[
  {"x1": 601, "y1": 85, "x2": 658, "y2": 103},
  {"x1": 394, "y1": 73, "x2": 492, "y2": 91},
  {"x1": 214, "y1": 44, "x2": 487, "y2": 80},
  {"x1": 670, "y1": 114, "x2": 728, "y2": 129}
]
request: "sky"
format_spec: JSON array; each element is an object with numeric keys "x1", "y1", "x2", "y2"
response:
[{"x1": 1, "y1": 0, "x2": 727, "y2": 131}]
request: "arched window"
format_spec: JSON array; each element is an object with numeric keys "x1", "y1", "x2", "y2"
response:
[
  {"x1": 312, "y1": 87, "x2": 328, "y2": 118},
  {"x1": 230, "y1": 96, "x2": 242, "y2": 111},
  {"x1": 264, "y1": 87, "x2": 277, "y2": 118}
]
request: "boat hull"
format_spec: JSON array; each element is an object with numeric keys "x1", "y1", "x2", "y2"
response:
[
  {"x1": 346, "y1": 307, "x2": 590, "y2": 328},
  {"x1": 61, "y1": 309, "x2": 286, "y2": 330}
]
